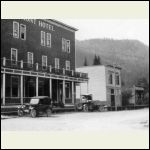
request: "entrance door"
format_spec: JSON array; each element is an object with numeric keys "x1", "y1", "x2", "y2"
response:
[
  {"x1": 110, "y1": 89, "x2": 115, "y2": 106},
  {"x1": 58, "y1": 83, "x2": 63, "y2": 103},
  {"x1": 111, "y1": 95, "x2": 115, "y2": 106}
]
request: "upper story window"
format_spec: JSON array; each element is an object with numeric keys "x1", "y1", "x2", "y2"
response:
[
  {"x1": 41, "y1": 31, "x2": 46, "y2": 46},
  {"x1": 62, "y1": 38, "x2": 70, "y2": 53},
  {"x1": 42, "y1": 55, "x2": 47, "y2": 70},
  {"x1": 62, "y1": 38, "x2": 66, "y2": 52},
  {"x1": 115, "y1": 73, "x2": 120, "y2": 85},
  {"x1": 66, "y1": 60, "x2": 70, "y2": 70},
  {"x1": 20, "y1": 24, "x2": 26, "y2": 40},
  {"x1": 27, "y1": 52, "x2": 34, "y2": 67},
  {"x1": 66, "y1": 40, "x2": 70, "y2": 53},
  {"x1": 47, "y1": 33, "x2": 51, "y2": 47},
  {"x1": 13, "y1": 21, "x2": 26, "y2": 40},
  {"x1": 55, "y1": 58, "x2": 60, "y2": 69},
  {"x1": 108, "y1": 72, "x2": 113, "y2": 85},
  {"x1": 13, "y1": 21, "x2": 19, "y2": 38},
  {"x1": 11, "y1": 48, "x2": 18, "y2": 65}
]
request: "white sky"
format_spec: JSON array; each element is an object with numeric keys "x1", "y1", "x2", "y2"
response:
[{"x1": 60, "y1": 19, "x2": 149, "y2": 46}]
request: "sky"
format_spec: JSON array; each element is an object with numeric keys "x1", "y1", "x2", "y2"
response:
[{"x1": 60, "y1": 19, "x2": 149, "y2": 46}]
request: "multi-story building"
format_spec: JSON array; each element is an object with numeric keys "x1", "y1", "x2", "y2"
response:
[
  {"x1": 1, "y1": 19, "x2": 88, "y2": 106},
  {"x1": 76, "y1": 65, "x2": 122, "y2": 107}
]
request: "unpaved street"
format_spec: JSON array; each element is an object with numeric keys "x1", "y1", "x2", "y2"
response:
[{"x1": 1, "y1": 108, "x2": 149, "y2": 131}]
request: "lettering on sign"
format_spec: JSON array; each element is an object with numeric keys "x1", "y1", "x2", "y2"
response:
[{"x1": 23, "y1": 19, "x2": 55, "y2": 31}]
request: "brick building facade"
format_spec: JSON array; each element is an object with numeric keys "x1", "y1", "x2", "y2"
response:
[{"x1": 1, "y1": 19, "x2": 88, "y2": 105}]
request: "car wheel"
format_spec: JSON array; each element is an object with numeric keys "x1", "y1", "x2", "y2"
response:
[
  {"x1": 46, "y1": 108, "x2": 52, "y2": 117},
  {"x1": 83, "y1": 104, "x2": 89, "y2": 112},
  {"x1": 30, "y1": 109, "x2": 37, "y2": 118},
  {"x1": 98, "y1": 106, "x2": 105, "y2": 112},
  {"x1": 18, "y1": 110, "x2": 23, "y2": 117}
]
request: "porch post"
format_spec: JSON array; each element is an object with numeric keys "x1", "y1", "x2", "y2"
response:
[
  {"x1": 49, "y1": 78, "x2": 52, "y2": 99},
  {"x1": 72, "y1": 81, "x2": 74, "y2": 104},
  {"x1": 36, "y1": 76, "x2": 39, "y2": 96},
  {"x1": 63, "y1": 80, "x2": 65, "y2": 104},
  {"x1": 2, "y1": 73, "x2": 6, "y2": 105},
  {"x1": 87, "y1": 80, "x2": 89, "y2": 94},
  {"x1": 80, "y1": 83, "x2": 82, "y2": 102},
  {"x1": 20, "y1": 75, "x2": 23, "y2": 104}
]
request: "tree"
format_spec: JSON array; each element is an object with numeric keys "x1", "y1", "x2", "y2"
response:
[
  {"x1": 122, "y1": 89, "x2": 132, "y2": 106},
  {"x1": 93, "y1": 54, "x2": 97, "y2": 65},
  {"x1": 97, "y1": 56, "x2": 101, "y2": 65},
  {"x1": 83, "y1": 57, "x2": 88, "y2": 66},
  {"x1": 136, "y1": 77, "x2": 149, "y2": 105},
  {"x1": 93, "y1": 54, "x2": 101, "y2": 65}
]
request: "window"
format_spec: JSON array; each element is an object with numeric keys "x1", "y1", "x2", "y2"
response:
[
  {"x1": 47, "y1": 33, "x2": 51, "y2": 47},
  {"x1": 62, "y1": 38, "x2": 70, "y2": 53},
  {"x1": 108, "y1": 72, "x2": 113, "y2": 85},
  {"x1": 11, "y1": 48, "x2": 18, "y2": 65},
  {"x1": 66, "y1": 40, "x2": 70, "y2": 53},
  {"x1": 62, "y1": 38, "x2": 66, "y2": 52},
  {"x1": 42, "y1": 55, "x2": 47, "y2": 70},
  {"x1": 115, "y1": 73, "x2": 120, "y2": 85},
  {"x1": 27, "y1": 52, "x2": 33, "y2": 68},
  {"x1": 13, "y1": 21, "x2": 19, "y2": 38},
  {"x1": 11, "y1": 76, "x2": 19, "y2": 97},
  {"x1": 41, "y1": 31, "x2": 45, "y2": 46},
  {"x1": 65, "y1": 82, "x2": 71, "y2": 99},
  {"x1": 66, "y1": 61, "x2": 70, "y2": 70},
  {"x1": 20, "y1": 24, "x2": 26, "y2": 40},
  {"x1": 55, "y1": 58, "x2": 59, "y2": 69}
]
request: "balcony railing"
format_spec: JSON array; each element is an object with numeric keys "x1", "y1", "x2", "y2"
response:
[{"x1": 1, "y1": 57, "x2": 88, "y2": 79}]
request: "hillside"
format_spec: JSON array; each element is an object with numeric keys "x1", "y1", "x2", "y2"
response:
[{"x1": 75, "y1": 39, "x2": 149, "y2": 88}]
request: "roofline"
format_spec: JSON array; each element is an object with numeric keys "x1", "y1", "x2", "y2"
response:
[
  {"x1": 77, "y1": 64, "x2": 122, "y2": 70},
  {"x1": 106, "y1": 64, "x2": 122, "y2": 70},
  {"x1": 43, "y1": 19, "x2": 78, "y2": 32}
]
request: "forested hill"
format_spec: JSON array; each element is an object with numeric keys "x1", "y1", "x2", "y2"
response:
[{"x1": 76, "y1": 39, "x2": 149, "y2": 88}]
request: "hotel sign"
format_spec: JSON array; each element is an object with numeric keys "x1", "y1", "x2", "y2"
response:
[{"x1": 24, "y1": 19, "x2": 55, "y2": 31}]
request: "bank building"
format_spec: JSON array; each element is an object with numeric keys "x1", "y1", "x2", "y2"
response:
[{"x1": 1, "y1": 19, "x2": 88, "y2": 106}]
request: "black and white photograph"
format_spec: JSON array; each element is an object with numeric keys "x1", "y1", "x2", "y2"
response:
[{"x1": 1, "y1": 1, "x2": 149, "y2": 149}]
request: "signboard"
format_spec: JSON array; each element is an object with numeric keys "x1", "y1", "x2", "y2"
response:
[{"x1": 23, "y1": 19, "x2": 55, "y2": 31}]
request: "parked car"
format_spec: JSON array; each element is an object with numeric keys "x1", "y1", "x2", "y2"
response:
[
  {"x1": 18, "y1": 96, "x2": 52, "y2": 118},
  {"x1": 75, "y1": 94, "x2": 108, "y2": 112}
]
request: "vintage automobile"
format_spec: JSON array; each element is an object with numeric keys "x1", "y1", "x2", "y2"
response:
[
  {"x1": 18, "y1": 96, "x2": 52, "y2": 118},
  {"x1": 75, "y1": 94, "x2": 108, "y2": 112}
]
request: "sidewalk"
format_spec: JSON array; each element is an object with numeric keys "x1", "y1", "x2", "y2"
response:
[
  {"x1": 1, "y1": 115, "x2": 18, "y2": 119},
  {"x1": 1, "y1": 105, "x2": 21, "y2": 115}
]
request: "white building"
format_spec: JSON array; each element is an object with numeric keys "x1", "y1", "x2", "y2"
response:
[{"x1": 76, "y1": 65, "x2": 122, "y2": 107}]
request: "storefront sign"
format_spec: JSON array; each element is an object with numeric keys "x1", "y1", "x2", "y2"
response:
[{"x1": 23, "y1": 19, "x2": 55, "y2": 31}]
